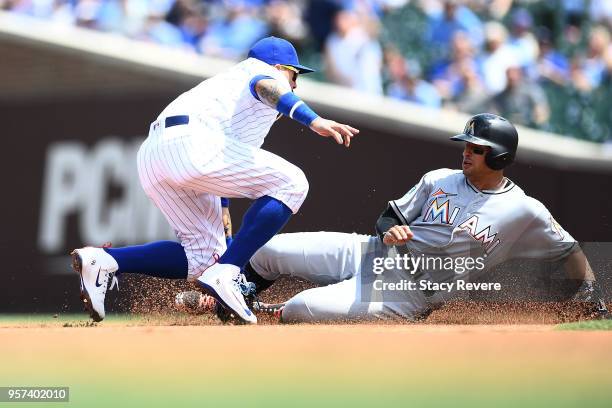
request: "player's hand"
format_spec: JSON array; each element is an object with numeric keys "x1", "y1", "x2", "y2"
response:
[
  {"x1": 309, "y1": 117, "x2": 359, "y2": 147},
  {"x1": 383, "y1": 226, "x2": 414, "y2": 246},
  {"x1": 222, "y1": 207, "x2": 232, "y2": 238}
]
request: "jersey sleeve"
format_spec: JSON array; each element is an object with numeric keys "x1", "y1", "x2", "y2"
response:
[
  {"x1": 512, "y1": 199, "x2": 577, "y2": 261},
  {"x1": 247, "y1": 58, "x2": 292, "y2": 101},
  {"x1": 388, "y1": 172, "x2": 435, "y2": 225}
]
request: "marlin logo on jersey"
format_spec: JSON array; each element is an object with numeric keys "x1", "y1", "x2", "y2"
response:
[
  {"x1": 431, "y1": 188, "x2": 457, "y2": 198},
  {"x1": 457, "y1": 215, "x2": 501, "y2": 254},
  {"x1": 423, "y1": 196, "x2": 460, "y2": 224}
]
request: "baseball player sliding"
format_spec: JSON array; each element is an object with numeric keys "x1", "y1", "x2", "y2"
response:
[
  {"x1": 178, "y1": 113, "x2": 607, "y2": 323},
  {"x1": 71, "y1": 36, "x2": 359, "y2": 324}
]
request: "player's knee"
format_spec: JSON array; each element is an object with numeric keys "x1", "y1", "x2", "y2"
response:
[
  {"x1": 273, "y1": 165, "x2": 308, "y2": 213},
  {"x1": 280, "y1": 293, "x2": 313, "y2": 323},
  {"x1": 286, "y1": 166, "x2": 308, "y2": 195},
  {"x1": 253, "y1": 234, "x2": 284, "y2": 261},
  {"x1": 291, "y1": 167, "x2": 309, "y2": 208}
]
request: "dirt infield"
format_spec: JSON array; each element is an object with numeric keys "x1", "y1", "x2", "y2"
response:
[
  {"x1": 116, "y1": 275, "x2": 606, "y2": 325},
  {"x1": 1, "y1": 321, "x2": 611, "y2": 408},
  {"x1": 6, "y1": 274, "x2": 606, "y2": 407}
]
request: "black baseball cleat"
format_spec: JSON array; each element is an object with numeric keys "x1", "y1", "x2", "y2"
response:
[
  {"x1": 253, "y1": 302, "x2": 285, "y2": 319},
  {"x1": 596, "y1": 299, "x2": 610, "y2": 319}
]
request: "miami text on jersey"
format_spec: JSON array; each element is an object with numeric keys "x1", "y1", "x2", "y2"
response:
[{"x1": 457, "y1": 215, "x2": 501, "y2": 254}]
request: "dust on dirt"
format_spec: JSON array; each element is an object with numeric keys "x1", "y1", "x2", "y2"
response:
[{"x1": 111, "y1": 275, "x2": 607, "y2": 325}]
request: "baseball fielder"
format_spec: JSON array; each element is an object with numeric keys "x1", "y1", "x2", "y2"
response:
[
  {"x1": 70, "y1": 36, "x2": 359, "y2": 324},
  {"x1": 179, "y1": 113, "x2": 605, "y2": 323}
]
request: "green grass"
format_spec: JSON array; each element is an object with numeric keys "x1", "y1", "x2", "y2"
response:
[
  {"x1": 0, "y1": 313, "x2": 141, "y2": 325},
  {"x1": 556, "y1": 319, "x2": 612, "y2": 331},
  {"x1": 33, "y1": 385, "x2": 612, "y2": 408},
  {"x1": 0, "y1": 312, "x2": 215, "y2": 327}
]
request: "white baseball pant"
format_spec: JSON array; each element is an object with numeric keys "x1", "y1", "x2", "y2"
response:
[
  {"x1": 250, "y1": 232, "x2": 431, "y2": 322},
  {"x1": 137, "y1": 118, "x2": 309, "y2": 280}
]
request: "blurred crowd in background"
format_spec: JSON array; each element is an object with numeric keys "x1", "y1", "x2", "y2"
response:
[{"x1": 2, "y1": 0, "x2": 611, "y2": 142}]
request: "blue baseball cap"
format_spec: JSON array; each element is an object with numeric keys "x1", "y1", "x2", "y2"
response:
[{"x1": 248, "y1": 36, "x2": 315, "y2": 74}]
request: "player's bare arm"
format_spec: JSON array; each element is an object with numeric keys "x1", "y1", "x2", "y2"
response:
[
  {"x1": 564, "y1": 249, "x2": 609, "y2": 317},
  {"x1": 254, "y1": 78, "x2": 359, "y2": 147},
  {"x1": 564, "y1": 248, "x2": 595, "y2": 282},
  {"x1": 255, "y1": 78, "x2": 285, "y2": 108}
]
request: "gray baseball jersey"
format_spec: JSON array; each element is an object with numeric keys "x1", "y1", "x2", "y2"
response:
[{"x1": 391, "y1": 168, "x2": 576, "y2": 281}]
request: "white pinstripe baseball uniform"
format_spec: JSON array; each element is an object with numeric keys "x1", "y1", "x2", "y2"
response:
[{"x1": 137, "y1": 58, "x2": 309, "y2": 280}]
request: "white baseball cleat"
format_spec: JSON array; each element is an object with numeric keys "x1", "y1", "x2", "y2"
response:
[
  {"x1": 196, "y1": 263, "x2": 257, "y2": 324},
  {"x1": 71, "y1": 247, "x2": 119, "y2": 322}
]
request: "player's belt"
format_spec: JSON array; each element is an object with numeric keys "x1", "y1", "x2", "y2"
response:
[{"x1": 165, "y1": 115, "x2": 190, "y2": 128}]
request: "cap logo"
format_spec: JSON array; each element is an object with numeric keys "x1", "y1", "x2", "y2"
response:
[{"x1": 465, "y1": 120, "x2": 475, "y2": 136}]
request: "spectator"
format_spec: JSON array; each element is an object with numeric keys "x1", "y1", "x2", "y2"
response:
[
  {"x1": 562, "y1": 0, "x2": 587, "y2": 47},
  {"x1": 48, "y1": 0, "x2": 76, "y2": 26},
  {"x1": 385, "y1": 48, "x2": 441, "y2": 108},
  {"x1": 529, "y1": 27, "x2": 570, "y2": 86},
  {"x1": 450, "y1": 58, "x2": 488, "y2": 113},
  {"x1": 429, "y1": 31, "x2": 482, "y2": 102},
  {"x1": 138, "y1": 6, "x2": 186, "y2": 48},
  {"x1": 479, "y1": 21, "x2": 516, "y2": 94},
  {"x1": 488, "y1": 65, "x2": 550, "y2": 128},
  {"x1": 603, "y1": 43, "x2": 612, "y2": 86},
  {"x1": 95, "y1": 0, "x2": 127, "y2": 33},
  {"x1": 590, "y1": 0, "x2": 612, "y2": 29},
  {"x1": 425, "y1": 0, "x2": 484, "y2": 58},
  {"x1": 167, "y1": 0, "x2": 209, "y2": 50},
  {"x1": 198, "y1": 0, "x2": 268, "y2": 59},
  {"x1": 3, "y1": 0, "x2": 54, "y2": 17},
  {"x1": 72, "y1": 0, "x2": 102, "y2": 29},
  {"x1": 469, "y1": 0, "x2": 513, "y2": 21},
  {"x1": 264, "y1": 0, "x2": 308, "y2": 48},
  {"x1": 508, "y1": 8, "x2": 538, "y2": 68},
  {"x1": 305, "y1": 0, "x2": 343, "y2": 52},
  {"x1": 324, "y1": 7, "x2": 383, "y2": 94},
  {"x1": 569, "y1": 26, "x2": 610, "y2": 92}
]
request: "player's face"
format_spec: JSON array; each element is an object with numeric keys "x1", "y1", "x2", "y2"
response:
[
  {"x1": 462, "y1": 142, "x2": 490, "y2": 176},
  {"x1": 277, "y1": 65, "x2": 298, "y2": 90}
]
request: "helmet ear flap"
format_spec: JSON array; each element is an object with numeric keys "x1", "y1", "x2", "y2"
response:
[{"x1": 485, "y1": 151, "x2": 512, "y2": 170}]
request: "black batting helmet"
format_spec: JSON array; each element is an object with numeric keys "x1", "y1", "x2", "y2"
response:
[{"x1": 450, "y1": 113, "x2": 518, "y2": 170}]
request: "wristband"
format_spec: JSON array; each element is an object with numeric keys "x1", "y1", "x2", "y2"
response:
[
  {"x1": 221, "y1": 197, "x2": 229, "y2": 208},
  {"x1": 277, "y1": 92, "x2": 319, "y2": 126}
]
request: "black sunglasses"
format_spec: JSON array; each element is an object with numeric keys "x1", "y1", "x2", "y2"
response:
[{"x1": 472, "y1": 147, "x2": 485, "y2": 155}]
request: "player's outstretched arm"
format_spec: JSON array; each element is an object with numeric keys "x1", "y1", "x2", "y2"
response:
[
  {"x1": 309, "y1": 117, "x2": 359, "y2": 147},
  {"x1": 253, "y1": 78, "x2": 359, "y2": 147},
  {"x1": 564, "y1": 249, "x2": 609, "y2": 318}
]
